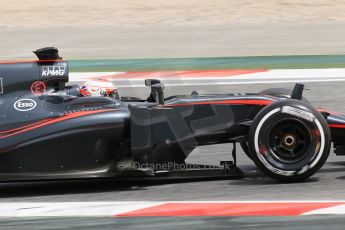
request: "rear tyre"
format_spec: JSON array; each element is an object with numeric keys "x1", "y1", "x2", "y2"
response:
[{"x1": 247, "y1": 100, "x2": 331, "y2": 182}]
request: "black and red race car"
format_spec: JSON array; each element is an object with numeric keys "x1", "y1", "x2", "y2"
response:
[{"x1": 0, "y1": 47, "x2": 344, "y2": 183}]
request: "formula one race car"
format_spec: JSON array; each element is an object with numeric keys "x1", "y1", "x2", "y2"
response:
[{"x1": 0, "y1": 47, "x2": 344, "y2": 183}]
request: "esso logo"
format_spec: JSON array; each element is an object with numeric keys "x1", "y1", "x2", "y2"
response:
[{"x1": 14, "y1": 99, "x2": 37, "y2": 112}]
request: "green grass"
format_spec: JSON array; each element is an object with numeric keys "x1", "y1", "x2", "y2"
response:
[{"x1": 69, "y1": 55, "x2": 345, "y2": 72}]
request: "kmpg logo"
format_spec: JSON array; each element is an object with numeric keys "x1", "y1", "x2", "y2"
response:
[{"x1": 41, "y1": 66, "x2": 66, "y2": 77}]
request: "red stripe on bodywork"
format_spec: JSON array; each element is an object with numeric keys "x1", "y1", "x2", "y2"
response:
[
  {"x1": 0, "y1": 118, "x2": 53, "y2": 134},
  {"x1": 0, "y1": 109, "x2": 114, "y2": 138},
  {"x1": 329, "y1": 124, "x2": 345, "y2": 129},
  {"x1": 164, "y1": 99, "x2": 273, "y2": 107},
  {"x1": 118, "y1": 202, "x2": 344, "y2": 217}
]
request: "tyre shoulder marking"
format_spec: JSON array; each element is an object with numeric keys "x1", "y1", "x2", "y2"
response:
[{"x1": 282, "y1": 106, "x2": 315, "y2": 122}]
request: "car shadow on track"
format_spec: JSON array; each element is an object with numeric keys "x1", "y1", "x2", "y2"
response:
[
  {"x1": 0, "y1": 176, "x2": 246, "y2": 199},
  {"x1": 229, "y1": 174, "x2": 320, "y2": 185},
  {"x1": 230, "y1": 160, "x2": 345, "y2": 185},
  {"x1": 327, "y1": 161, "x2": 345, "y2": 167},
  {"x1": 0, "y1": 179, "x2": 151, "y2": 198},
  {"x1": 228, "y1": 164, "x2": 321, "y2": 185},
  {"x1": 1, "y1": 161, "x2": 341, "y2": 198},
  {"x1": 0, "y1": 163, "x2": 254, "y2": 199},
  {"x1": 318, "y1": 161, "x2": 345, "y2": 174}
]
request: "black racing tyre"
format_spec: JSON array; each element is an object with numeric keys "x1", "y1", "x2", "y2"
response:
[
  {"x1": 247, "y1": 99, "x2": 331, "y2": 182},
  {"x1": 240, "y1": 141, "x2": 252, "y2": 160},
  {"x1": 259, "y1": 88, "x2": 309, "y2": 103}
]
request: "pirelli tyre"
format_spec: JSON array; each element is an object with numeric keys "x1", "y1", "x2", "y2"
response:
[
  {"x1": 242, "y1": 88, "x2": 309, "y2": 161},
  {"x1": 247, "y1": 99, "x2": 331, "y2": 182}
]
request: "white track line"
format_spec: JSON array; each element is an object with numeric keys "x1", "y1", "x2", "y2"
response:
[
  {"x1": 95, "y1": 78, "x2": 345, "y2": 88},
  {"x1": 303, "y1": 204, "x2": 345, "y2": 215},
  {"x1": 69, "y1": 69, "x2": 345, "y2": 86},
  {"x1": 70, "y1": 72, "x2": 123, "y2": 81},
  {"x1": 1, "y1": 201, "x2": 345, "y2": 217},
  {"x1": 0, "y1": 202, "x2": 162, "y2": 217}
]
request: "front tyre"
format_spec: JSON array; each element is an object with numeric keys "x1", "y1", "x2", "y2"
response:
[{"x1": 247, "y1": 100, "x2": 331, "y2": 182}]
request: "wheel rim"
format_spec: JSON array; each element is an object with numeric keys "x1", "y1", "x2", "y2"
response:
[{"x1": 267, "y1": 119, "x2": 312, "y2": 164}]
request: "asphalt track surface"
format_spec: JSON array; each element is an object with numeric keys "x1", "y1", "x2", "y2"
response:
[
  {"x1": 2, "y1": 81, "x2": 345, "y2": 229},
  {"x1": 2, "y1": 216, "x2": 345, "y2": 230}
]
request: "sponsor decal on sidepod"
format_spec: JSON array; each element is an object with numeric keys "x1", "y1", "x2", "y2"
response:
[
  {"x1": 14, "y1": 99, "x2": 37, "y2": 112},
  {"x1": 41, "y1": 66, "x2": 66, "y2": 77}
]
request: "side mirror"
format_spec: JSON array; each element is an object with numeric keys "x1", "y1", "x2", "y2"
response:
[
  {"x1": 291, "y1": 83, "x2": 304, "y2": 100},
  {"x1": 145, "y1": 79, "x2": 165, "y2": 105}
]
